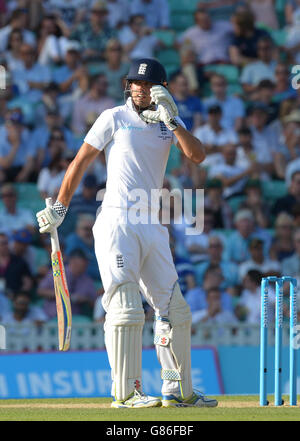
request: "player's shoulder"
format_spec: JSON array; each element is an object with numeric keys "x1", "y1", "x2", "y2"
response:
[{"x1": 101, "y1": 102, "x2": 129, "y2": 118}]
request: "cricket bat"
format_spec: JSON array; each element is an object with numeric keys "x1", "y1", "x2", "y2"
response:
[{"x1": 46, "y1": 197, "x2": 72, "y2": 351}]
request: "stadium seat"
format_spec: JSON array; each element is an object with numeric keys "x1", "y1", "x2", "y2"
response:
[
  {"x1": 169, "y1": 0, "x2": 200, "y2": 13},
  {"x1": 157, "y1": 48, "x2": 180, "y2": 66},
  {"x1": 271, "y1": 29, "x2": 287, "y2": 47},
  {"x1": 154, "y1": 30, "x2": 175, "y2": 47},
  {"x1": 204, "y1": 64, "x2": 240, "y2": 84},
  {"x1": 170, "y1": 12, "x2": 194, "y2": 31},
  {"x1": 262, "y1": 180, "x2": 287, "y2": 202}
]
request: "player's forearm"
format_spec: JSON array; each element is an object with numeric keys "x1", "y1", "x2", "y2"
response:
[
  {"x1": 175, "y1": 125, "x2": 205, "y2": 164},
  {"x1": 57, "y1": 142, "x2": 100, "y2": 207}
]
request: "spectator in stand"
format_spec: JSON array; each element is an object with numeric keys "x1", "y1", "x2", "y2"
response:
[
  {"x1": 184, "y1": 208, "x2": 217, "y2": 264},
  {"x1": 65, "y1": 214, "x2": 100, "y2": 280},
  {"x1": 11, "y1": 228, "x2": 48, "y2": 278},
  {"x1": 53, "y1": 46, "x2": 87, "y2": 95},
  {"x1": 1, "y1": 291, "x2": 47, "y2": 334},
  {"x1": 0, "y1": 289, "x2": 11, "y2": 321},
  {"x1": 246, "y1": 0, "x2": 279, "y2": 30},
  {"x1": 186, "y1": 265, "x2": 234, "y2": 314},
  {"x1": 43, "y1": 0, "x2": 88, "y2": 31},
  {"x1": 169, "y1": 72, "x2": 203, "y2": 132},
  {"x1": 229, "y1": 9, "x2": 271, "y2": 67},
  {"x1": 194, "y1": 235, "x2": 239, "y2": 289},
  {"x1": 69, "y1": 0, "x2": 116, "y2": 62},
  {"x1": 191, "y1": 287, "x2": 238, "y2": 326},
  {"x1": 97, "y1": 39, "x2": 130, "y2": 103},
  {"x1": 253, "y1": 80, "x2": 279, "y2": 124},
  {"x1": 204, "y1": 73, "x2": 245, "y2": 131},
  {"x1": 285, "y1": 9, "x2": 300, "y2": 64},
  {"x1": 11, "y1": 43, "x2": 52, "y2": 104},
  {"x1": 118, "y1": 14, "x2": 162, "y2": 61},
  {"x1": 282, "y1": 227, "x2": 300, "y2": 281},
  {"x1": 176, "y1": 8, "x2": 233, "y2": 65},
  {"x1": 0, "y1": 232, "x2": 34, "y2": 298},
  {"x1": 273, "y1": 62, "x2": 297, "y2": 103},
  {"x1": 238, "y1": 238, "x2": 281, "y2": 282},
  {"x1": 196, "y1": 0, "x2": 246, "y2": 22},
  {"x1": 247, "y1": 103, "x2": 280, "y2": 177},
  {"x1": 36, "y1": 14, "x2": 76, "y2": 67},
  {"x1": 38, "y1": 82, "x2": 62, "y2": 125},
  {"x1": 235, "y1": 126, "x2": 272, "y2": 181},
  {"x1": 71, "y1": 74, "x2": 115, "y2": 136},
  {"x1": 225, "y1": 209, "x2": 271, "y2": 264},
  {"x1": 285, "y1": 0, "x2": 300, "y2": 25},
  {"x1": 270, "y1": 212, "x2": 295, "y2": 262},
  {"x1": 37, "y1": 248, "x2": 98, "y2": 319},
  {"x1": 37, "y1": 130, "x2": 68, "y2": 199},
  {"x1": 280, "y1": 109, "x2": 300, "y2": 167},
  {"x1": 170, "y1": 237, "x2": 197, "y2": 297},
  {"x1": 0, "y1": 0, "x2": 6, "y2": 27},
  {"x1": 130, "y1": 0, "x2": 170, "y2": 29},
  {"x1": 272, "y1": 170, "x2": 300, "y2": 217},
  {"x1": 62, "y1": 174, "x2": 101, "y2": 236},
  {"x1": 178, "y1": 44, "x2": 204, "y2": 96},
  {"x1": 240, "y1": 37, "x2": 277, "y2": 97},
  {"x1": 30, "y1": 109, "x2": 76, "y2": 174},
  {"x1": 236, "y1": 269, "x2": 275, "y2": 324},
  {"x1": 4, "y1": 29, "x2": 25, "y2": 71},
  {"x1": 208, "y1": 143, "x2": 258, "y2": 199},
  {"x1": 193, "y1": 104, "x2": 238, "y2": 169},
  {"x1": 85, "y1": 149, "x2": 107, "y2": 188},
  {"x1": 204, "y1": 178, "x2": 233, "y2": 229},
  {"x1": 106, "y1": 0, "x2": 130, "y2": 29},
  {"x1": 0, "y1": 109, "x2": 35, "y2": 182},
  {"x1": 292, "y1": 205, "x2": 300, "y2": 228},
  {"x1": 52, "y1": 47, "x2": 89, "y2": 123},
  {"x1": 285, "y1": 155, "x2": 300, "y2": 190},
  {"x1": 240, "y1": 179, "x2": 270, "y2": 229},
  {"x1": 0, "y1": 8, "x2": 36, "y2": 52},
  {"x1": 0, "y1": 184, "x2": 36, "y2": 236}
]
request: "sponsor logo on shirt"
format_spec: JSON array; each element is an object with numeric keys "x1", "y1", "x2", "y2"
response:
[{"x1": 120, "y1": 122, "x2": 143, "y2": 131}]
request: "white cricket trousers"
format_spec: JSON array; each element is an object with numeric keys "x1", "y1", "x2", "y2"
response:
[
  {"x1": 93, "y1": 206, "x2": 193, "y2": 399},
  {"x1": 92, "y1": 207, "x2": 178, "y2": 316}
]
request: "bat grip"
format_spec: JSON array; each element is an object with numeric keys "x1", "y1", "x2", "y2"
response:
[{"x1": 45, "y1": 197, "x2": 60, "y2": 253}]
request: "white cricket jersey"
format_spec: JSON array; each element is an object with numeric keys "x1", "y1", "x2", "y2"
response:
[{"x1": 84, "y1": 98, "x2": 183, "y2": 212}]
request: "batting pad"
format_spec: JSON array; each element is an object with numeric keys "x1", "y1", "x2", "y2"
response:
[
  {"x1": 154, "y1": 282, "x2": 193, "y2": 398},
  {"x1": 104, "y1": 282, "x2": 145, "y2": 401}
]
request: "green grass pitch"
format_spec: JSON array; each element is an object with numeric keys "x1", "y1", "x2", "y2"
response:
[{"x1": 0, "y1": 395, "x2": 300, "y2": 421}]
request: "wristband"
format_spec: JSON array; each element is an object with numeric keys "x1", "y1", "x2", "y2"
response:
[
  {"x1": 167, "y1": 119, "x2": 179, "y2": 131},
  {"x1": 53, "y1": 200, "x2": 68, "y2": 218}
]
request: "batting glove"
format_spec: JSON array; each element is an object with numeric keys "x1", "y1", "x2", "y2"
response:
[
  {"x1": 140, "y1": 85, "x2": 179, "y2": 131},
  {"x1": 36, "y1": 201, "x2": 68, "y2": 234}
]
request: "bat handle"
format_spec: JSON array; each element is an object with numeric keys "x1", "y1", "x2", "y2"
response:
[{"x1": 45, "y1": 197, "x2": 60, "y2": 253}]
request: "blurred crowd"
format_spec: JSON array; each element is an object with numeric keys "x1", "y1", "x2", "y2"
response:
[{"x1": 0, "y1": 0, "x2": 300, "y2": 338}]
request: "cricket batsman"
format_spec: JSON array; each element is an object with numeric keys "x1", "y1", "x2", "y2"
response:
[{"x1": 36, "y1": 58, "x2": 218, "y2": 408}]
